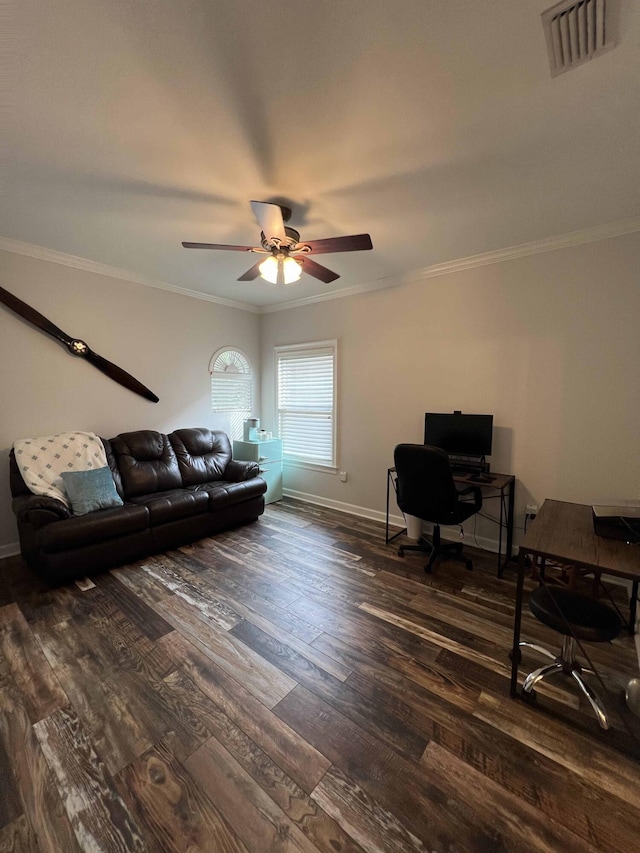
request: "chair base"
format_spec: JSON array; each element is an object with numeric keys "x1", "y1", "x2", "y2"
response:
[
  {"x1": 398, "y1": 526, "x2": 473, "y2": 573},
  {"x1": 519, "y1": 637, "x2": 610, "y2": 730}
]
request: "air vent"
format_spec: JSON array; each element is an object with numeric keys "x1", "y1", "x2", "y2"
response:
[{"x1": 542, "y1": 0, "x2": 618, "y2": 77}]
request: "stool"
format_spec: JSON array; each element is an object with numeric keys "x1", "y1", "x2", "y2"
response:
[{"x1": 519, "y1": 586, "x2": 621, "y2": 730}]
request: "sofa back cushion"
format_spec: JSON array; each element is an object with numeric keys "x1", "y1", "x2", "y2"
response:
[
  {"x1": 101, "y1": 438, "x2": 125, "y2": 499},
  {"x1": 169, "y1": 428, "x2": 231, "y2": 485},
  {"x1": 110, "y1": 430, "x2": 182, "y2": 498}
]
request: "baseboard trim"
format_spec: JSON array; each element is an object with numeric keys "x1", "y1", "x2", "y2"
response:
[
  {"x1": 282, "y1": 489, "x2": 509, "y2": 556},
  {"x1": 283, "y1": 488, "x2": 396, "y2": 526},
  {"x1": 282, "y1": 494, "x2": 636, "y2": 589},
  {"x1": 281, "y1": 498, "x2": 640, "y2": 594},
  {"x1": 0, "y1": 542, "x2": 21, "y2": 559}
]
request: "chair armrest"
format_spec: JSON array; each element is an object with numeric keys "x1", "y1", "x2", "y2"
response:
[
  {"x1": 12, "y1": 494, "x2": 72, "y2": 530},
  {"x1": 225, "y1": 459, "x2": 261, "y2": 482}
]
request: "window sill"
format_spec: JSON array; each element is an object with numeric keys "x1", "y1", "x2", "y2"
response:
[{"x1": 283, "y1": 459, "x2": 338, "y2": 475}]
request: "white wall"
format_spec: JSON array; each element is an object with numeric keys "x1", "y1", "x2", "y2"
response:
[
  {"x1": 0, "y1": 250, "x2": 260, "y2": 552},
  {"x1": 260, "y1": 232, "x2": 640, "y2": 547},
  {"x1": 3, "y1": 232, "x2": 639, "y2": 557}
]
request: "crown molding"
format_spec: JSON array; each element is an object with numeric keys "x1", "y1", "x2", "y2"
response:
[
  {"x1": 258, "y1": 274, "x2": 401, "y2": 314},
  {"x1": 414, "y1": 216, "x2": 640, "y2": 281},
  {"x1": 262, "y1": 215, "x2": 640, "y2": 312},
  {"x1": 0, "y1": 237, "x2": 261, "y2": 313},
  {"x1": 3, "y1": 214, "x2": 640, "y2": 315}
]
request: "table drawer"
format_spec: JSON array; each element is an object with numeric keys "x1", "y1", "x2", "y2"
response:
[
  {"x1": 233, "y1": 439, "x2": 282, "y2": 464},
  {"x1": 257, "y1": 460, "x2": 283, "y2": 504}
]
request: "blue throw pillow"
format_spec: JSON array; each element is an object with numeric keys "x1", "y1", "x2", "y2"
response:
[{"x1": 60, "y1": 467, "x2": 123, "y2": 516}]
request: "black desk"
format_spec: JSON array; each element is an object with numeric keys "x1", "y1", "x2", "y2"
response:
[{"x1": 386, "y1": 467, "x2": 515, "y2": 576}]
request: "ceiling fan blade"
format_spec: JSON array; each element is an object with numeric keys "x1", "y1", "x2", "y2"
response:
[
  {"x1": 237, "y1": 260, "x2": 264, "y2": 281},
  {"x1": 85, "y1": 349, "x2": 159, "y2": 402},
  {"x1": 0, "y1": 285, "x2": 73, "y2": 347},
  {"x1": 182, "y1": 242, "x2": 255, "y2": 251},
  {"x1": 250, "y1": 201, "x2": 286, "y2": 243},
  {"x1": 300, "y1": 234, "x2": 373, "y2": 255},
  {"x1": 299, "y1": 257, "x2": 340, "y2": 284}
]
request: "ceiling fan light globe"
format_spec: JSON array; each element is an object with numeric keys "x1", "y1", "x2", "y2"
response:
[
  {"x1": 283, "y1": 256, "x2": 302, "y2": 284},
  {"x1": 259, "y1": 256, "x2": 280, "y2": 284},
  {"x1": 259, "y1": 255, "x2": 302, "y2": 285}
]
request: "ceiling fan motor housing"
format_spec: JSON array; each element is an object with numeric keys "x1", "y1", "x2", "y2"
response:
[{"x1": 261, "y1": 226, "x2": 302, "y2": 253}]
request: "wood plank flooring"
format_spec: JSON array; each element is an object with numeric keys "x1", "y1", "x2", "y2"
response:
[{"x1": 1, "y1": 498, "x2": 639, "y2": 852}]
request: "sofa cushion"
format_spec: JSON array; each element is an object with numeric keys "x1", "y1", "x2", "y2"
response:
[
  {"x1": 60, "y1": 467, "x2": 124, "y2": 516},
  {"x1": 38, "y1": 504, "x2": 150, "y2": 553},
  {"x1": 110, "y1": 431, "x2": 182, "y2": 498},
  {"x1": 128, "y1": 488, "x2": 210, "y2": 525},
  {"x1": 102, "y1": 437, "x2": 125, "y2": 499},
  {"x1": 188, "y1": 477, "x2": 267, "y2": 509},
  {"x1": 169, "y1": 428, "x2": 232, "y2": 485}
]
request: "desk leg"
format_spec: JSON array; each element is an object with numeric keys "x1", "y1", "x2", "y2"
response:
[
  {"x1": 510, "y1": 548, "x2": 526, "y2": 696},
  {"x1": 506, "y1": 478, "x2": 515, "y2": 567},
  {"x1": 385, "y1": 469, "x2": 391, "y2": 544},
  {"x1": 498, "y1": 479, "x2": 516, "y2": 578},
  {"x1": 385, "y1": 468, "x2": 406, "y2": 545},
  {"x1": 630, "y1": 580, "x2": 639, "y2": 636},
  {"x1": 497, "y1": 486, "x2": 505, "y2": 577}
]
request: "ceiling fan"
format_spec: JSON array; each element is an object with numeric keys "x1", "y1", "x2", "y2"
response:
[{"x1": 182, "y1": 201, "x2": 373, "y2": 286}]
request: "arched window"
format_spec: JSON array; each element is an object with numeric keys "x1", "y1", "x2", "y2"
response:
[{"x1": 209, "y1": 348, "x2": 253, "y2": 440}]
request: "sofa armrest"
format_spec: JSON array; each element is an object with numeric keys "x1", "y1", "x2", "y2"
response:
[
  {"x1": 12, "y1": 494, "x2": 72, "y2": 530},
  {"x1": 225, "y1": 459, "x2": 260, "y2": 482}
]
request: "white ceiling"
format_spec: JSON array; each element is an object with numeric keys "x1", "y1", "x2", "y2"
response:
[{"x1": 3, "y1": 0, "x2": 640, "y2": 309}]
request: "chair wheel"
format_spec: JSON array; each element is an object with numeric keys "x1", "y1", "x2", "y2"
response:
[{"x1": 398, "y1": 547, "x2": 404, "y2": 557}]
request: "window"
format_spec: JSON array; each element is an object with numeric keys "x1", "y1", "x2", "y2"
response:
[
  {"x1": 210, "y1": 348, "x2": 253, "y2": 441},
  {"x1": 275, "y1": 340, "x2": 337, "y2": 469}
]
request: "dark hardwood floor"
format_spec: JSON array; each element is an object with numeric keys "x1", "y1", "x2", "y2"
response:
[{"x1": 1, "y1": 498, "x2": 639, "y2": 852}]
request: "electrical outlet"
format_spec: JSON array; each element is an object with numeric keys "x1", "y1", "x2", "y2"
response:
[
  {"x1": 339, "y1": 471, "x2": 348, "y2": 482},
  {"x1": 526, "y1": 503, "x2": 538, "y2": 517}
]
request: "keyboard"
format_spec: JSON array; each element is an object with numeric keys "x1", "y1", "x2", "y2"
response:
[{"x1": 468, "y1": 473, "x2": 495, "y2": 483}]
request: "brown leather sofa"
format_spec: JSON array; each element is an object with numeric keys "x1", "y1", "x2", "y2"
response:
[{"x1": 9, "y1": 427, "x2": 267, "y2": 584}]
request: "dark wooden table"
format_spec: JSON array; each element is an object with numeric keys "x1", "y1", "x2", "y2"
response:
[{"x1": 510, "y1": 499, "x2": 640, "y2": 695}]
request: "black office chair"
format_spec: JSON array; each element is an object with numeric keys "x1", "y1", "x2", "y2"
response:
[{"x1": 393, "y1": 444, "x2": 482, "y2": 573}]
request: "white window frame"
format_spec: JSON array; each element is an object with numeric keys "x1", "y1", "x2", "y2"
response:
[
  {"x1": 274, "y1": 340, "x2": 338, "y2": 472},
  {"x1": 209, "y1": 347, "x2": 254, "y2": 441}
]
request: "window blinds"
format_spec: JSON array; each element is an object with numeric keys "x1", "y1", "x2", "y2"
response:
[
  {"x1": 211, "y1": 373, "x2": 252, "y2": 412},
  {"x1": 276, "y1": 344, "x2": 336, "y2": 466}
]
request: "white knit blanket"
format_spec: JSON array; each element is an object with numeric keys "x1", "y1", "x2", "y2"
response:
[{"x1": 13, "y1": 431, "x2": 108, "y2": 508}]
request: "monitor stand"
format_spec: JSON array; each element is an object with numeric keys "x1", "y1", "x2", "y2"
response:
[{"x1": 448, "y1": 453, "x2": 490, "y2": 475}]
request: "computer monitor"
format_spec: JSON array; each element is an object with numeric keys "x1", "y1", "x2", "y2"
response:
[{"x1": 424, "y1": 412, "x2": 493, "y2": 458}]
